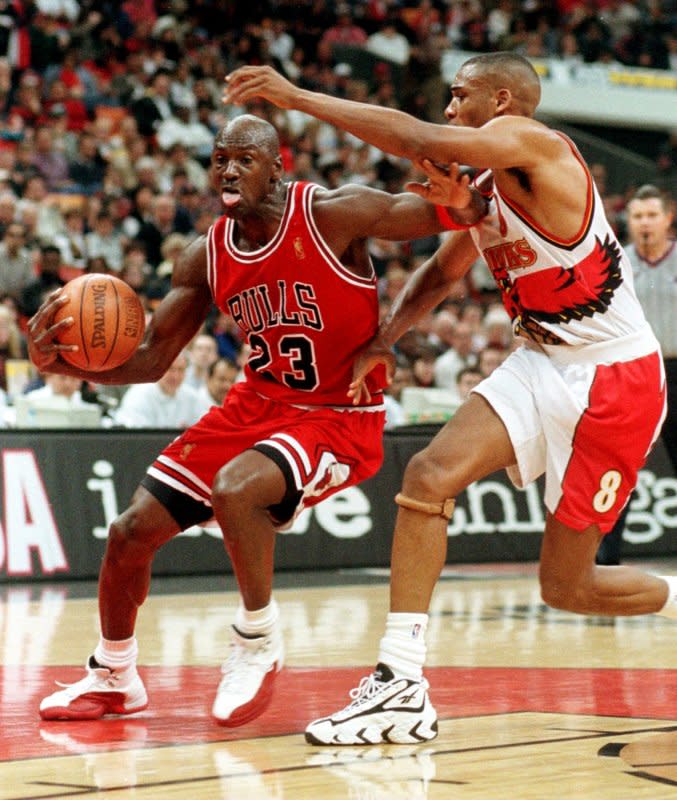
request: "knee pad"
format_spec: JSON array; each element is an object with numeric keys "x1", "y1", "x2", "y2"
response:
[{"x1": 395, "y1": 492, "x2": 455, "y2": 519}]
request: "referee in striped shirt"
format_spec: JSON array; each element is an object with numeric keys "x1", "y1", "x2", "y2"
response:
[
  {"x1": 597, "y1": 184, "x2": 676, "y2": 565},
  {"x1": 626, "y1": 184, "x2": 677, "y2": 473}
]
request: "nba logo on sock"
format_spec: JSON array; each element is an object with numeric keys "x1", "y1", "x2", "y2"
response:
[{"x1": 411, "y1": 624, "x2": 421, "y2": 639}]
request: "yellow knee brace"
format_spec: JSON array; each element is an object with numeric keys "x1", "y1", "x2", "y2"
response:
[{"x1": 395, "y1": 492, "x2": 455, "y2": 519}]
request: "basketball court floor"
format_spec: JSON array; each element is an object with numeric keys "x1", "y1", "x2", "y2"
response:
[{"x1": 2, "y1": 559, "x2": 677, "y2": 799}]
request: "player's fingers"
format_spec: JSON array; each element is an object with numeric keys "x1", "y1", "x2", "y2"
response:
[{"x1": 404, "y1": 181, "x2": 429, "y2": 198}]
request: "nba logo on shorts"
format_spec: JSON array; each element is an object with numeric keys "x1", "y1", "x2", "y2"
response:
[{"x1": 411, "y1": 624, "x2": 421, "y2": 639}]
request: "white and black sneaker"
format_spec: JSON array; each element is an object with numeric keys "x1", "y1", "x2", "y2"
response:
[{"x1": 305, "y1": 663, "x2": 438, "y2": 745}]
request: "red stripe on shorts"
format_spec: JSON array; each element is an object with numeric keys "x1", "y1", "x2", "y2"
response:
[{"x1": 555, "y1": 351, "x2": 666, "y2": 533}]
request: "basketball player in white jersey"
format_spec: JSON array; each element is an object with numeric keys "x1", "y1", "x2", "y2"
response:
[{"x1": 225, "y1": 54, "x2": 677, "y2": 747}]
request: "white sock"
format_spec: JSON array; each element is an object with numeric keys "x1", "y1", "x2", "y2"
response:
[
  {"x1": 656, "y1": 576, "x2": 677, "y2": 619},
  {"x1": 234, "y1": 598, "x2": 279, "y2": 637},
  {"x1": 94, "y1": 635, "x2": 138, "y2": 672},
  {"x1": 377, "y1": 612, "x2": 428, "y2": 681}
]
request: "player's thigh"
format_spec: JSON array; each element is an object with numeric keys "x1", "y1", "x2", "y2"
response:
[
  {"x1": 214, "y1": 448, "x2": 288, "y2": 508},
  {"x1": 408, "y1": 393, "x2": 516, "y2": 495}
]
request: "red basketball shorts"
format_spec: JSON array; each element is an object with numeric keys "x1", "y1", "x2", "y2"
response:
[
  {"x1": 474, "y1": 344, "x2": 666, "y2": 533},
  {"x1": 144, "y1": 382, "x2": 385, "y2": 529}
]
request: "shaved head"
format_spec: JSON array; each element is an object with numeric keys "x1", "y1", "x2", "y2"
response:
[
  {"x1": 215, "y1": 114, "x2": 281, "y2": 157},
  {"x1": 462, "y1": 52, "x2": 541, "y2": 115}
]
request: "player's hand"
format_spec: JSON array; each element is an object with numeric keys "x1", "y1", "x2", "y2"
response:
[
  {"x1": 223, "y1": 65, "x2": 298, "y2": 110},
  {"x1": 405, "y1": 160, "x2": 471, "y2": 208},
  {"x1": 26, "y1": 289, "x2": 77, "y2": 371},
  {"x1": 348, "y1": 335, "x2": 396, "y2": 406}
]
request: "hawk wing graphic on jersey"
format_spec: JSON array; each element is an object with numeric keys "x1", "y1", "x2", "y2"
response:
[{"x1": 515, "y1": 235, "x2": 623, "y2": 325}]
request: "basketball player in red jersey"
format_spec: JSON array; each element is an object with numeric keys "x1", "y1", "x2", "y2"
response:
[
  {"x1": 225, "y1": 55, "x2": 675, "y2": 746},
  {"x1": 27, "y1": 115, "x2": 485, "y2": 726}
]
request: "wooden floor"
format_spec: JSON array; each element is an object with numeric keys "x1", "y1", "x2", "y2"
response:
[{"x1": 2, "y1": 560, "x2": 677, "y2": 799}]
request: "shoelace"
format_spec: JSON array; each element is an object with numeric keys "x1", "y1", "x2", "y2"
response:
[{"x1": 347, "y1": 673, "x2": 386, "y2": 709}]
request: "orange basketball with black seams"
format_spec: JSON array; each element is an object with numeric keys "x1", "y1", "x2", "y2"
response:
[{"x1": 53, "y1": 273, "x2": 145, "y2": 371}]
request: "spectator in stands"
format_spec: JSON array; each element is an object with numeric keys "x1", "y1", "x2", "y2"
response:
[
  {"x1": 0, "y1": 303, "x2": 27, "y2": 392},
  {"x1": 478, "y1": 344, "x2": 506, "y2": 378},
  {"x1": 165, "y1": 142, "x2": 209, "y2": 193},
  {"x1": 15, "y1": 200, "x2": 42, "y2": 253},
  {"x1": 21, "y1": 244, "x2": 64, "y2": 318},
  {"x1": 85, "y1": 211, "x2": 125, "y2": 273},
  {"x1": 24, "y1": 372, "x2": 88, "y2": 407},
  {"x1": 481, "y1": 305, "x2": 514, "y2": 350},
  {"x1": 152, "y1": 232, "x2": 189, "y2": 297},
  {"x1": 366, "y1": 15, "x2": 411, "y2": 66},
  {"x1": 321, "y1": 6, "x2": 368, "y2": 52},
  {"x1": 456, "y1": 365, "x2": 484, "y2": 402},
  {"x1": 54, "y1": 206, "x2": 88, "y2": 270},
  {"x1": 433, "y1": 320, "x2": 478, "y2": 390},
  {"x1": 411, "y1": 345, "x2": 437, "y2": 389},
  {"x1": 130, "y1": 68, "x2": 174, "y2": 138},
  {"x1": 9, "y1": 72, "x2": 44, "y2": 129},
  {"x1": 22, "y1": 174, "x2": 64, "y2": 242},
  {"x1": 184, "y1": 332, "x2": 219, "y2": 392},
  {"x1": 135, "y1": 192, "x2": 192, "y2": 269},
  {"x1": 384, "y1": 360, "x2": 415, "y2": 430},
  {"x1": 0, "y1": 191, "x2": 17, "y2": 238},
  {"x1": 68, "y1": 132, "x2": 107, "y2": 193},
  {"x1": 197, "y1": 357, "x2": 239, "y2": 408},
  {"x1": 428, "y1": 308, "x2": 458, "y2": 355},
  {"x1": 156, "y1": 98, "x2": 214, "y2": 155},
  {"x1": 114, "y1": 350, "x2": 211, "y2": 429},
  {"x1": 42, "y1": 77, "x2": 88, "y2": 133},
  {"x1": 31, "y1": 125, "x2": 70, "y2": 191},
  {"x1": 0, "y1": 222, "x2": 33, "y2": 305}
]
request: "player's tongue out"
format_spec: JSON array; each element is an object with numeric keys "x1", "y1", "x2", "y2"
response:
[{"x1": 222, "y1": 189, "x2": 241, "y2": 208}]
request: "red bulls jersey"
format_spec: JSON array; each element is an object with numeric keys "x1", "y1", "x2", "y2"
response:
[
  {"x1": 206, "y1": 181, "x2": 382, "y2": 407},
  {"x1": 470, "y1": 136, "x2": 659, "y2": 362}
]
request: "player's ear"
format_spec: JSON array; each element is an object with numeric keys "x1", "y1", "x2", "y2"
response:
[
  {"x1": 271, "y1": 155, "x2": 283, "y2": 182},
  {"x1": 495, "y1": 88, "x2": 511, "y2": 114}
]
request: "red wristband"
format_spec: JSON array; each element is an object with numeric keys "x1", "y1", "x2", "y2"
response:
[{"x1": 435, "y1": 204, "x2": 473, "y2": 230}]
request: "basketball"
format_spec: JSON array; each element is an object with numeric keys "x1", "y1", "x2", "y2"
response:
[{"x1": 53, "y1": 273, "x2": 145, "y2": 371}]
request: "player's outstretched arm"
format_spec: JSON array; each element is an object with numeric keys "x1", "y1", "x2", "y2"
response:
[
  {"x1": 224, "y1": 66, "x2": 554, "y2": 172},
  {"x1": 316, "y1": 165, "x2": 487, "y2": 248}
]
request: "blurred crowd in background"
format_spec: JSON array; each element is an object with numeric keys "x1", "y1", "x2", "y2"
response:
[{"x1": 0, "y1": 0, "x2": 675, "y2": 428}]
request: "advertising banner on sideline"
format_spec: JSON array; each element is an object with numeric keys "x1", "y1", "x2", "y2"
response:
[{"x1": 0, "y1": 429, "x2": 674, "y2": 582}]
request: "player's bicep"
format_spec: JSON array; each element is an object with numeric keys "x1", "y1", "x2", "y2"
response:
[
  {"x1": 317, "y1": 185, "x2": 439, "y2": 241},
  {"x1": 364, "y1": 192, "x2": 440, "y2": 240}
]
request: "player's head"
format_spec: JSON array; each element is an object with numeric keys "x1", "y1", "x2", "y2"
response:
[
  {"x1": 445, "y1": 52, "x2": 541, "y2": 127},
  {"x1": 212, "y1": 114, "x2": 284, "y2": 217}
]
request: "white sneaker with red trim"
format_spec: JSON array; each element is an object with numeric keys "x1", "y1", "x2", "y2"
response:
[
  {"x1": 211, "y1": 625, "x2": 284, "y2": 727},
  {"x1": 39, "y1": 656, "x2": 148, "y2": 721}
]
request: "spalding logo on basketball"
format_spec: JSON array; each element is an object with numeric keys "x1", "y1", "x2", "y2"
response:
[{"x1": 54, "y1": 273, "x2": 145, "y2": 371}]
